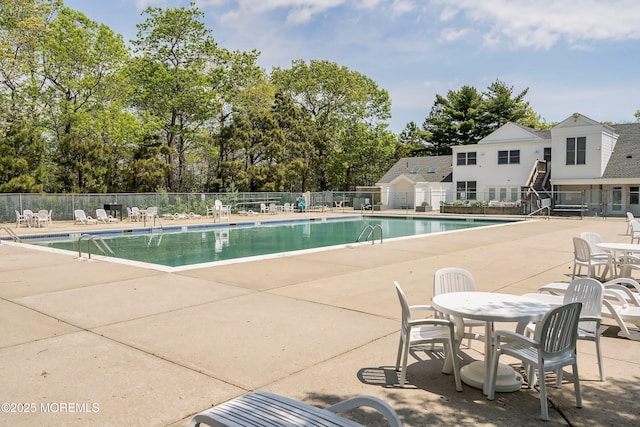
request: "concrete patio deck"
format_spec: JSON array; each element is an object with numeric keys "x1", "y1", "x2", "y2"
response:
[{"x1": 1, "y1": 212, "x2": 639, "y2": 426}]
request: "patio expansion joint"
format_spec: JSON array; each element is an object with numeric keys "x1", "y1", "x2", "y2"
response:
[
  {"x1": 1, "y1": 295, "x2": 252, "y2": 390},
  {"x1": 250, "y1": 329, "x2": 401, "y2": 392}
]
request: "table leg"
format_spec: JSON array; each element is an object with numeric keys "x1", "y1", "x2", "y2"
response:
[
  {"x1": 458, "y1": 321, "x2": 523, "y2": 394},
  {"x1": 483, "y1": 321, "x2": 493, "y2": 395}
]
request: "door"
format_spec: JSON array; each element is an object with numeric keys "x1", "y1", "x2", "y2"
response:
[{"x1": 611, "y1": 187, "x2": 623, "y2": 213}]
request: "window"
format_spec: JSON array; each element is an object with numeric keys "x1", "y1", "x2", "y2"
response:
[
  {"x1": 566, "y1": 137, "x2": 586, "y2": 165},
  {"x1": 631, "y1": 187, "x2": 639, "y2": 205},
  {"x1": 498, "y1": 150, "x2": 520, "y2": 164},
  {"x1": 510, "y1": 150, "x2": 520, "y2": 164},
  {"x1": 456, "y1": 181, "x2": 476, "y2": 200},
  {"x1": 511, "y1": 188, "x2": 519, "y2": 202},
  {"x1": 499, "y1": 188, "x2": 507, "y2": 201},
  {"x1": 457, "y1": 152, "x2": 476, "y2": 165},
  {"x1": 544, "y1": 147, "x2": 552, "y2": 162},
  {"x1": 488, "y1": 188, "x2": 496, "y2": 201}
]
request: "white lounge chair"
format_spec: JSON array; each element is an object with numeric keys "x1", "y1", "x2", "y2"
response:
[
  {"x1": 74, "y1": 209, "x2": 97, "y2": 225},
  {"x1": 602, "y1": 283, "x2": 640, "y2": 341},
  {"x1": 189, "y1": 391, "x2": 402, "y2": 427},
  {"x1": 96, "y1": 208, "x2": 118, "y2": 223}
]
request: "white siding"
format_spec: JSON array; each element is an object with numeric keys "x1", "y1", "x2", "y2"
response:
[{"x1": 453, "y1": 140, "x2": 550, "y2": 200}]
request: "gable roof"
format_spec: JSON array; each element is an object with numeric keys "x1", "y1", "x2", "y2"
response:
[
  {"x1": 377, "y1": 155, "x2": 453, "y2": 184},
  {"x1": 603, "y1": 122, "x2": 640, "y2": 179},
  {"x1": 478, "y1": 122, "x2": 548, "y2": 144}
]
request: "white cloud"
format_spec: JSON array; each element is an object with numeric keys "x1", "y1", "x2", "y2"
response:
[
  {"x1": 434, "y1": 0, "x2": 640, "y2": 49},
  {"x1": 439, "y1": 27, "x2": 468, "y2": 43},
  {"x1": 390, "y1": 0, "x2": 416, "y2": 17}
]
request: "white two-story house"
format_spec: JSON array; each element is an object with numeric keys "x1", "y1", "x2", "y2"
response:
[{"x1": 377, "y1": 113, "x2": 640, "y2": 216}]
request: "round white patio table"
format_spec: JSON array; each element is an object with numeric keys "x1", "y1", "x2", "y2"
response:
[
  {"x1": 596, "y1": 242, "x2": 640, "y2": 278},
  {"x1": 431, "y1": 292, "x2": 551, "y2": 395}
]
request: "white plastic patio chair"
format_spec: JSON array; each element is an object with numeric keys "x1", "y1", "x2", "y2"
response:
[
  {"x1": 131, "y1": 207, "x2": 142, "y2": 222},
  {"x1": 579, "y1": 231, "x2": 618, "y2": 277},
  {"x1": 627, "y1": 212, "x2": 635, "y2": 235},
  {"x1": 96, "y1": 208, "x2": 118, "y2": 223},
  {"x1": 74, "y1": 209, "x2": 97, "y2": 225},
  {"x1": 145, "y1": 206, "x2": 160, "y2": 224},
  {"x1": 433, "y1": 267, "x2": 484, "y2": 347},
  {"x1": 189, "y1": 391, "x2": 403, "y2": 427},
  {"x1": 23, "y1": 209, "x2": 34, "y2": 227},
  {"x1": 15, "y1": 210, "x2": 28, "y2": 228},
  {"x1": 572, "y1": 237, "x2": 612, "y2": 280},
  {"x1": 393, "y1": 281, "x2": 462, "y2": 391},
  {"x1": 213, "y1": 199, "x2": 230, "y2": 223},
  {"x1": 488, "y1": 302, "x2": 583, "y2": 421},
  {"x1": 630, "y1": 219, "x2": 640, "y2": 244},
  {"x1": 127, "y1": 207, "x2": 140, "y2": 222},
  {"x1": 526, "y1": 278, "x2": 605, "y2": 381},
  {"x1": 35, "y1": 209, "x2": 51, "y2": 227},
  {"x1": 260, "y1": 203, "x2": 269, "y2": 214}
]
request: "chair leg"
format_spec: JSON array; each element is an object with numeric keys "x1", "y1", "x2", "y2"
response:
[
  {"x1": 395, "y1": 337, "x2": 403, "y2": 371},
  {"x1": 399, "y1": 340, "x2": 411, "y2": 387},
  {"x1": 572, "y1": 362, "x2": 582, "y2": 408},
  {"x1": 595, "y1": 336, "x2": 605, "y2": 381},
  {"x1": 527, "y1": 365, "x2": 536, "y2": 388},
  {"x1": 555, "y1": 368, "x2": 563, "y2": 387},
  {"x1": 447, "y1": 330, "x2": 462, "y2": 392},
  {"x1": 539, "y1": 367, "x2": 549, "y2": 421}
]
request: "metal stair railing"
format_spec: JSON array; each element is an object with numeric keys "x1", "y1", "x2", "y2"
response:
[
  {"x1": 356, "y1": 224, "x2": 383, "y2": 244},
  {"x1": 77, "y1": 234, "x2": 115, "y2": 260},
  {"x1": 0, "y1": 226, "x2": 21, "y2": 243}
]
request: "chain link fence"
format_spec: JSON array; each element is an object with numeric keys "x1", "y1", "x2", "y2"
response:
[{"x1": 0, "y1": 191, "x2": 379, "y2": 224}]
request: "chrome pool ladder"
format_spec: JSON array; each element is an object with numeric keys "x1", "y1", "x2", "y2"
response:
[
  {"x1": 357, "y1": 224, "x2": 383, "y2": 244},
  {"x1": 0, "y1": 226, "x2": 21, "y2": 243},
  {"x1": 77, "y1": 234, "x2": 115, "y2": 260}
]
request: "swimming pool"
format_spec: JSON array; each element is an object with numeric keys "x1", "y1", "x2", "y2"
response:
[{"x1": 26, "y1": 216, "x2": 516, "y2": 270}]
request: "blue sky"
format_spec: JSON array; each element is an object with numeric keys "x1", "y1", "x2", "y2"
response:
[{"x1": 63, "y1": 0, "x2": 640, "y2": 133}]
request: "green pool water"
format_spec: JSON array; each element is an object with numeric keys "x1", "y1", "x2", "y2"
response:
[{"x1": 29, "y1": 216, "x2": 513, "y2": 267}]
